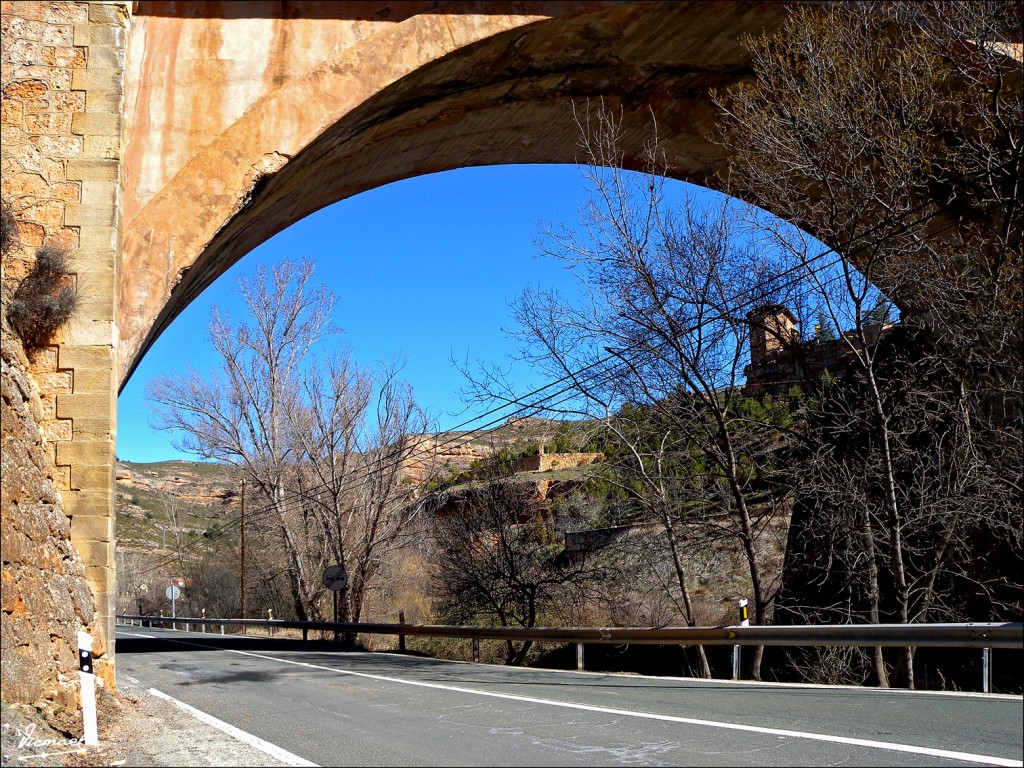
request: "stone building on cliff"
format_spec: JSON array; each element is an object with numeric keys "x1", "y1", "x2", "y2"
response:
[{"x1": 742, "y1": 304, "x2": 894, "y2": 398}]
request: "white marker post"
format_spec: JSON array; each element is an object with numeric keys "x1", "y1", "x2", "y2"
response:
[
  {"x1": 732, "y1": 598, "x2": 749, "y2": 680},
  {"x1": 76, "y1": 631, "x2": 99, "y2": 746}
]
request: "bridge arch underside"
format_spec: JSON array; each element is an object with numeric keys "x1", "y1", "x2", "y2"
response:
[{"x1": 120, "y1": 1, "x2": 796, "y2": 386}]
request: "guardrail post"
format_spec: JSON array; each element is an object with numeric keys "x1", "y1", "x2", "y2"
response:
[
  {"x1": 398, "y1": 611, "x2": 406, "y2": 652},
  {"x1": 220, "y1": 623, "x2": 225, "y2": 635},
  {"x1": 733, "y1": 598, "x2": 749, "y2": 680},
  {"x1": 576, "y1": 642, "x2": 584, "y2": 671},
  {"x1": 982, "y1": 647, "x2": 991, "y2": 693},
  {"x1": 472, "y1": 638, "x2": 480, "y2": 663},
  {"x1": 303, "y1": 627, "x2": 308, "y2": 641}
]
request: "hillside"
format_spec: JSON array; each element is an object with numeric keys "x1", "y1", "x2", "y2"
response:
[
  {"x1": 114, "y1": 417, "x2": 581, "y2": 553},
  {"x1": 115, "y1": 460, "x2": 241, "y2": 549}
]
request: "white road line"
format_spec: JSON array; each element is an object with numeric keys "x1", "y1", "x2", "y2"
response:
[
  {"x1": 146, "y1": 687, "x2": 318, "y2": 767},
  {"x1": 126, "y1": 632, "x2": 1023, "y2": 768}
]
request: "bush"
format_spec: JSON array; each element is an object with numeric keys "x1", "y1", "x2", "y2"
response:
[{"x1": 6, "y1": 245, "x2": 79, "y2": 349}]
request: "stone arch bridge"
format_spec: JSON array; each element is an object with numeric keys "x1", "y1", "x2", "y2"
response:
[{"x1": 0, "y1": 0, "x2": 847, "y2": 677}]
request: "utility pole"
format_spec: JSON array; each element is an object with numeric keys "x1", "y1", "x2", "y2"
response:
[{"x1": 240, "y1": 477, "x2": 246, "y2": 625}]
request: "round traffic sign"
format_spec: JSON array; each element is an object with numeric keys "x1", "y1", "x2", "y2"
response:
[
  {"x1": 165, "y1": 584, "x2": 181, "y2": 600},
  {"x1": 322, "y1": 565, "x2": 348, "y2": 591}
]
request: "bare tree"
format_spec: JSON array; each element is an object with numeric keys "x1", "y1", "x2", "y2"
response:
[
  {"x1": 715, "y1": 1, "x2": 1022, "y2": 379},
  {"x1": 430, "y1": 479, "x2": 613, "y2": 665},
  {"x1": 287, "y1": 359, "x2": 430, "y2": 634},
  {"x1": 467, "y1": 105, "x2": 794, "y2": 679},
  {"x1": 713, "y1": 0, "x2": 1023, "y2": 688},
  {"x1": 148, "y1": 257, "x2": 427, "y2": 625},
  {"x1": 116, "y1": 549, "x2": 161, "y2": 615}
]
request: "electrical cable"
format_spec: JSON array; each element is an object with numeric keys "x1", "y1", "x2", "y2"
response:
[{"x1": 128, "y1": 164, "x2": 996, "y2": 579}]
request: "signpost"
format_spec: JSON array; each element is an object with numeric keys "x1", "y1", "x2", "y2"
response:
[
  {"x1": 323, "y1": 566, "x2": 348, "y2": 641},
  {"x1": 166, "y1": 583, "x2": 181, "y2": 629}
]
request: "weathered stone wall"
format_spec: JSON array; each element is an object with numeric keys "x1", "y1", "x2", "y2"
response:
[
  {"x1": 2, "y1": 0, "x2": 131, "y2": 696},
  {"x1": 512, "y1": 452, "x2": 604, "y2": 474},
  {"x1": 1, "y1": 323, "x2": 100, "y2": 722}
]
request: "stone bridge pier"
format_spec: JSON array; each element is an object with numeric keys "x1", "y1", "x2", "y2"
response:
[
  {"x1": 2, "y1": 0, "x2": 130, "y2": 683},
  {"x1": 3, "y1": 0, "x2": 806, "y2": 683}
]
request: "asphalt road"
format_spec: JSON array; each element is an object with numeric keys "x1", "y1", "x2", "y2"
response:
[{"x1": 114, "y1": 626, "x2": 1023, "y2": 767}]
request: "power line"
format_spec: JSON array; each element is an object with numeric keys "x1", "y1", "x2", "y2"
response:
[{"x1": 128, "y1": 169, "x2": 985, "y2": 579}]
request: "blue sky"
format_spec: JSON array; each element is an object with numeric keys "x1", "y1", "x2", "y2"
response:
[{"x1": 119, "y1": 163, "x2": 703, "y2": 463}]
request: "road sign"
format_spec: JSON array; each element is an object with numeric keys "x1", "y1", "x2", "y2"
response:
[
  {"x1": 323, "y1": 565, "x2": 348, "y2": 591},
  {"x1": 165, "y1": 584, "x2": 181, "y2": 600}
]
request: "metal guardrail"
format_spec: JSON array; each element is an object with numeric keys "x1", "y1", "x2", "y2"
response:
[
  {"x1": 116, "y1": 615, "x2": 1022, "y2": 691},
  {"x1": 115, "y1": 615, "x2": 1023, "y2": 649}
]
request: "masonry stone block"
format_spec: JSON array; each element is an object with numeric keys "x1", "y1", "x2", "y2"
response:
[
  {"x1": 78, "y1": 179, "x2": 117, "y2": 206},
  {"x1": 73, "y1": 286, "x2": 117, "y2": 320},
  {"x1": 71, "y1": 111, "x2": 119, "y2": 137},
  {"x1": 83, "y1": 87, "x2": 120, "y2": 113},
  {"x1": 84, "y1": 43, "x2": 123, "y2": 70},
  {"x1": 4, "y1": 142, "x2": 43, "y2": 173},
  {"x1": 20, "y1": 198, "x2": 64, "y2": 226},
  {"x1": 39, "y1": 157, "x2": 66, "y2": 183},
  {"x1": 75, "y1": 227, "x2": 117, "y2": 253},
  {"x1": 2, "y1": 80, "x2": 47, "y2": 99},
  {"x1": 70, "y1": 365, "x2": 114, "y2": 393},
  {"x1": 50, "y1": 89, "x2": 85, "y2": 112},
  {"x1": 5, "y1": 171, "x2": 49, "y2": 198},
  {"x1": 65, "y1": 319, "x2": 116, "y2": 348},
  {"x1": 87, "y1": 2, "x2": 126, "y2": 25},
  {"x1": 65, "y1": 157, "x2": 117, "y2": 181},
  {"x1": 36, "y1": 394, "x2": 57, "y2": 423},
  {"x1": 64, "y1": 417, "x2": 114, "y2": 442},
  {"x1": 3, "y1": 2, "x2": 45, "y2": 21},
  {"x1": 70, "y1": 539, "x2": 115, "y2": 568},
  {"x1": 68, "y1": 462, "x2": 116, "y2": 493},
  {"x1": 69, "y1": 514, "x2": 114, "y2": 543},
  {"x1": 14, "y1": 64, "x2": 72, "y2": 90},
  {"x1": 50, "y1": 180, "x2": 81, "y2": 202},
  {"x1": 63, "y1": 200, "x2": 115, "y2": 226},
  {"x1": 57, "y1": 344, "x2": 113, "y2": 370},
  {"x1": 54, "y1": 463, "x2": 72, "y2": 492},
  {"x1": 24, "y1": 111, "x2": 72, "y2": 135},
  {"x1": 5, "y1": 37, "x2": 43, "y2": 65},
  {"x1": 73, "y1": 260, "x2": 117, "y2": 289},
  {"x1": 76, "y1": 225, "x2": 117, "y2": 250},
  {"x1": 56, "y1": 438, "x2": 115, "y2": 470},
  {"x1": 0, "y1": 97, "x2": 24, "y2": 124},
  {"x1": 72, "y1": 23, "x2": 123, "y2": 48},
  {"x1": 81, "y1": 134, "x2": 119, "y2": 159},
  {"x1": 84, "y1": 565, "x2": 115, "y2": 591},
  {"x1": 56, "y1": 391, "x2": 114, "y2": 420},
  {"x1": 70, "y1": 67, "x2": 122, "y2": 93},
  {"x1": 21, "y1": 94, "x2": 51, "y2": 112},
  {"x1": 67, "y1": 490, "x2": 115, "y2": 516}
]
